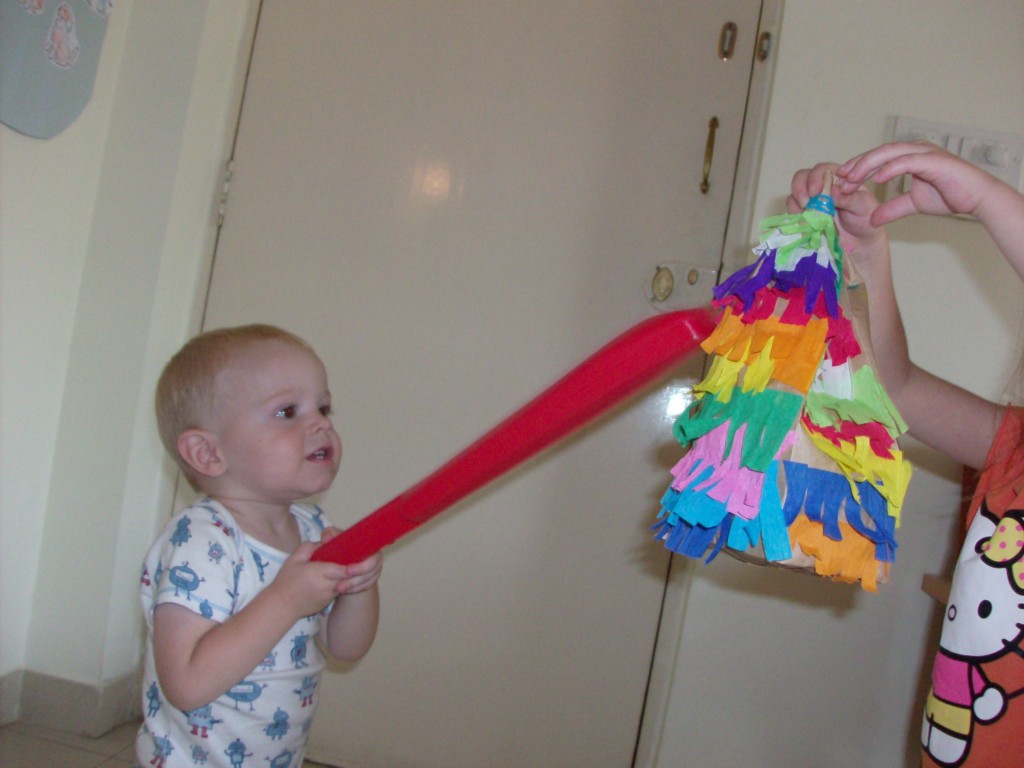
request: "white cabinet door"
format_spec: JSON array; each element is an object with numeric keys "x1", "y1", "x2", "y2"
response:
[{"x1": 202, "y1": 2, "x2": 765, "y2": 765}]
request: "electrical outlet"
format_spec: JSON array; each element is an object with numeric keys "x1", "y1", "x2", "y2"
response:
[{"x1": 889, "y1": 115, "x2": 1024, "y2": 192}]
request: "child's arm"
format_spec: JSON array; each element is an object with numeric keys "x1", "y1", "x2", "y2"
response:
[
  {"x1": 152, "y1": 541, "x2": 347, "y2": 711},
  {"x1": 318, "y1": 531, "x2": 382, "y2": 661},
  {"x1": 788, "y1": 147, "x2": 1006, "y2": 469}
]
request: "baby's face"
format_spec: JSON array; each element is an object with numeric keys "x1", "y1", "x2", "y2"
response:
[{"x1": 209, "y1": 340, "x2": 342, "y2": 505}]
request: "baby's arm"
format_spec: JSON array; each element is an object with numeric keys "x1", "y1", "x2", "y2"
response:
[
  {"x1": 789, "y1": 155, "x2": 1003, "y2": 469},
  {"x1": 319, "y1": 546, "x2": 382, "y2": 662},
  {"x1": 152, "y1": 541, "x2": 347, "y2": 711}
]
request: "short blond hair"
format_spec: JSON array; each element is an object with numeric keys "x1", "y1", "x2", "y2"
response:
[{"x1": 155, "y1": 324, "x2": 313, "y2": 477}]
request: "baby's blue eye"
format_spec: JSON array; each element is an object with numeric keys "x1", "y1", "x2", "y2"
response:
[
  {"x1": 277, "y1": 405, "x2": 296, "y2": 418},
  {"x1": 319, "y1": 405, "x2": 333, "y2": 417}
]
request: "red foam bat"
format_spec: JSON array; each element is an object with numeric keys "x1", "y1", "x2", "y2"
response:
[{"x1": 313, "y1": 307, "x2": 716, "y2": 565}]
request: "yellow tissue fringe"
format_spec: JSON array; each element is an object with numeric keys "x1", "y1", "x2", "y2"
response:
[{"x1": 805, "y1": 430, "x2": 911, "y2": 524}]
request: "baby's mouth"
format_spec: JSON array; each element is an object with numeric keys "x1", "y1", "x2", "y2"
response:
[{"x1": 309, "y1": 446, "x2": 332, "y2": 461}]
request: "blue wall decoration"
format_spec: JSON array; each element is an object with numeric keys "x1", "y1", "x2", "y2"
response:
[{"x1": 0, "y1": 0, "x2": 113, "y2": 139}]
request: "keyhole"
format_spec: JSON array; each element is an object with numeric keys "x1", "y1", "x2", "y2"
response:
[{"x1": 652, "y1": 267, "x2": 675, "y2": 302}]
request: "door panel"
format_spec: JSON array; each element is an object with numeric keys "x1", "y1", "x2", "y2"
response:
[{"x1": 203, "y1": 2, "x2": 763, "y2": 765}]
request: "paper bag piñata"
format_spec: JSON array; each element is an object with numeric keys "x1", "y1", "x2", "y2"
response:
[{"x1": 652, "y1": 186, "x2": 912, "y2": 590}]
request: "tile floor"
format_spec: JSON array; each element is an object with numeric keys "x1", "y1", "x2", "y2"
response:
[
  {"x1": 0, "y1": 720, "x2": 331, "y2": 767},
  {"x1": 0, "y1": 720, "x2": 138, "y2": 768}
]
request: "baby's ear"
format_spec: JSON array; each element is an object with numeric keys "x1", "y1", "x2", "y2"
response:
[{"x1": 177, "y1": 429, "x2": 226, "y2": 478}]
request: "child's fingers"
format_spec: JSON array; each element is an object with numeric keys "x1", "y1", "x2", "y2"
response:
[
  {"x1": 320, "y1": 526, "x2": 343, "y2": 544},
  {"x1": 831, "y1": 182, "x2": 876, "y2": 215},
  {"x1": 317, "y1": 561, "x2": 348, "y2": 581},
  {"x1": 288, "y1": 540, "x2": 319, "y2": 562},
  {"x1": 789, "y1": 163, "x2": 842, "y2": 212},
  {"x1": 342, "y1": 577, "x2": 379, "y2": 595},
  {"x1": 288, "y1": 542, "x2": 347, "y2": 579},
  {"x1": 832, "y1": 174, "x2": 862, "y2": 194},
  {"x1": 836, "y1": 148, "x2": 879, "y2": 181},
  {"x1": 299, "y1": 559, "x2": 347, "y2": 591},
  {"x1": 350, "y1": 552, "x2": 383, "y2": 574},
  {"x1": 788, "y1": 168, "x2": 812, "y2": 209},
  {"x1": 869, "y1": 194, "x2": 920, "y2": 228},
  {"x1": 838, "y1": 140, "x2": 939, "y2": 185},
  {"x1": 336, "y1": 570, "x2": 381, "y2": 595},
  {"x1": 336, "y1": 556, "x2": 383, "y2": 594}
]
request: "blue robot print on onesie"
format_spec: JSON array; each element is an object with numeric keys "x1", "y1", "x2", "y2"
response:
[
  {"x1": 190, "y1": 743, "x2": 210, "y2": 764},
  {"x1": 294, "y1": 676, "x2": 317, "y2": 708},
  {"x1": 170, "y1": 515, "x2": 192, "y2": 547},
  {"x1": 145, "y1": 681, "x2": 161, "y2": 717},
  {"x1": 251, "y1": 549, "x2": 269, "y2": 582},
  {"x1": 148, "y1": 732, "x2": 173, "y2": 768},
  {"x1": 224, "y1": 737, "x2": 252, "y2": 767},
  {"x1": 167, "y1": 562, "x2": 204, "y2": 600},
  {"x1": 207, "y1": 540, "x2": 226, "y2": 564},
  {"x1": 264, "y1": 708, "x2": 290, "y2": 741},
  {"x1": 290, "y1": 633, "x2": 310, "y2": 668},
  {"x1": 259, "y1": 650, "x2": 277, "y2": 672},
  {"x1": 226, "y1": 560, "x2": 244, "y2": 603},
  {"x1": 226, "y1": 680, "x2": 267, "y2": 711},
  {"x1": 184, "y1": 703, "x2": 222, "y2": 738},
  {"x1": 198, "y1": 598, "x2": 214, "y2": 619},
  {"x1": 198, "y1": 504, "x2": 234, "y2": 539},
  {"x1": 266, "y1": 748, "x2": 296, "y2": 768}
]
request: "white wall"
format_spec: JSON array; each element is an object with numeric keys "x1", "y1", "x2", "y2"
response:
[
  {"x1": 0, "y1": 0, "x2": 126, "y2": 689},
  {"x1": 2, "y1": 0, "x2": 1023, "y2": 764},
  {"x1": 0, "y1": 0, "x2": 255, "y2": 718}
]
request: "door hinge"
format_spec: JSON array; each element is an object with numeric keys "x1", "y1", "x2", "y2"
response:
[{"x1": 216, "y1": 159, "x2": 235, "y2": 228}]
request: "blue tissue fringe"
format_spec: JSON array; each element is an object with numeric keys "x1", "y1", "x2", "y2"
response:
[
  {"x1": 782, "y1": 462, "x2": 897, "y2": 562},
  {"x1": 654, "y1": 485, "x2": 732, "y2": 563},
  {"x1": 654, "y1": 461, "x2": 794, "y2": 563},
  {"x1": 652, "y1": 461, "x2": 897, "y2": 564}
]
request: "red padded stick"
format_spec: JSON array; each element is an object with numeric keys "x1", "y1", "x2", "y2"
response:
[{"x1": 313, "y1": 307, "x2": 716, "y2": 565}]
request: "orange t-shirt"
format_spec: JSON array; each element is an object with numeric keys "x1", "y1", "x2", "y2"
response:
[{"x1": 921, "y1": 406, "x2": 1024, "y2": 768}]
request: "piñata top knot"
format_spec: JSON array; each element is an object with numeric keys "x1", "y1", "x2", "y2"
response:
[{"x1": 805, "y1": 193, "x2": 836, "y2": 216}]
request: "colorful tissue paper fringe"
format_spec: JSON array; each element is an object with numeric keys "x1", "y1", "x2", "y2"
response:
[{"x1": 651, "y1": 192, "x2": 912, "y2": 590}]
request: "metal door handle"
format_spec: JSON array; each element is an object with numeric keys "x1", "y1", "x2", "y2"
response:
[{"x1": 701, "y1": 116, "x2": 718, "y2": 194}]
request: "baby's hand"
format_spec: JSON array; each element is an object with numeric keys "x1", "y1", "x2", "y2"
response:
[
  {"x1": 334, "y1": 551, "x2": 383, "y2": 596},
  {"x1": 317, "y1": 526, "x2": 383, "y2": 594},
  {"x1": 272, "y1": 541, "x2": 348, "y2": 617},
  {"x1": 320, "y1": 525, "x2": 343, "y2": 544},
  {"x1": 836, "y1": 140, "x2": 995, "y2": 225}
]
